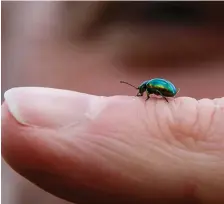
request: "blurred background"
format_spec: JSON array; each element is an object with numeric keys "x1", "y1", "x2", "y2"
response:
[{"x1": 2, "y1": 2, "x2": 224, "y2": 204}]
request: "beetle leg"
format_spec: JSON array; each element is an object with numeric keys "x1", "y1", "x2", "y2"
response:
[
  {"x1": 145, "y1": 90, "x2": 150, "y2": 101},
  {"x1": 154, "y1": 90, "x2": 169, "y2": 103}
]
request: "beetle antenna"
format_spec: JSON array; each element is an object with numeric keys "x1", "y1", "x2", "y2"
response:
[{"x1": 120, "y1": 81, "x2": 138, "y2": 89}]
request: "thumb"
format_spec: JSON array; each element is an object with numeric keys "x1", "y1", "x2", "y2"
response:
[{"x1": 2, "y1": 87, "x2": 224, "y2": 204}]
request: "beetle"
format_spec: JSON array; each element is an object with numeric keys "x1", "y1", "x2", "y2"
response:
[{"x1": 120, "y1": 78, "x2": 180, "y2": 102}]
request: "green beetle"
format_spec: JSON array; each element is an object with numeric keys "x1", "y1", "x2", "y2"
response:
[{"x1": 120, "y1": 78, "x2": 180, "y2": 102}]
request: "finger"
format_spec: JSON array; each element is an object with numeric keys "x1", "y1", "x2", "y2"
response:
[{"x1": 2, "y1": 87, "x2": 224, "y2": 204}]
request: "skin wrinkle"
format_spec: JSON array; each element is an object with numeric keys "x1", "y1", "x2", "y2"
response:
[
  {"x1": 52, "y1": 134, "x2": 94, "y2": 160},
  {"x1": 108, "y1": 128, "x2": 138, "y2": 147},
  {"x1": 136, "y1": 135, "x2": 186, "y2": 162},
  {"x1": 84, "y1": 116, "x2": 187, "y2": 172},
  {"x1": 82, "y1": 133, "x2": 135, "y2": 163},
  {"x1": 46, "y1": 141, "x2": 145, "y2": 197},
  {"x1": 32, "y1": 131, "x2": 136, "y2": 186},
  {"x1": 82, "y1": 134, "x2": 129, "y2": 163},
  {"x1": 197, "y1": 99, "x2": 213, "y2": 141},
  {"x1": 163, "y1": 98, "x2": 224, "y2": 156},
  {"x1": 76, "y1": 134, "x2": 165, "y2": 186},
  {"x1": 208, "y1": 108, "x2": 218, "y2": 145},
  {"x1": 150, "y1": 99, "x2": 164, "y2": 140},
  {"x1": 164, "y1": 101, "x2": 181, "y2": 146},
  {"x1": 27, "y1": 128, "x2": 101, "y2": 167},
  {"x1": 94, "y1": 119, "x2": 142, "y2": 147},
  {"x1": 166, "y1": 105, "x2": 188, "y2": 150},
  {"x1": 96, "y1": 121, "x2": 147, "y2": 150},
  {"x1": 87, "y1": 97, "x2": 146, "y2": 146},
  {"x1": 95, "y1": 96, "x2": 224, "y2": 159},
  {"x1": 58, "y1": 120, "x2": 83, "y2": 131},
  {"x1": 206, "y1": 104, "x2": 219, "y2": 142},
  {"x1": 203, "y1": 104, "x2": 224, "y2": 148},
  {"x1": 168, "y1": 99, "x2": 183, "y2": 139},
  {"x1": 142, "y1": 100, "x2": 160, "y2": 140},
  {"x1": 197, "y1": 142, "x2": 224, "y2": 156},
  {"x1": 203, "y1": 100, "x2": 218, "y2": 141},
  {"x1": 144, "y1": 117, "x2": 159, "y2": 142},
  {"x1": 143, "y1": 101, "x2": 166, "y2": 143},
  {"x1": 86, "y1": 102, "x2": 196, "y2": 168},
  {"x1": 157, "y1": 101, "x2": 175, "y2": 144},
  {"x1": 83, "y1": 139, "x2": 153, "y2": 182},
  {"x1": 89, "y1": 121, "x2": 131, "y2": 146},
  {"x1": 151, "y1": 133, "x2": 219, "y2": 163},
  {"x1": 173, "y1": 131, "x2": 212, "y2": 154},
  {"x1": 193, "y1": 101, "x2": 200, "y2": 140},
  {"x1": 190, "y1": 101, "x2": 200, "y2": 141},
  {"x1": 147, "y1": 141, "x2": 186, "y2": 163},
  {"x1": 161, "y1": 100, "x2": 196, "y2": 151},
  {"x1": 164, "y1": 139, "x2": 213, "y2": 164},
  {"x1": 70, "y1": 136, "x2": 131, "y2": 172},
  {"x1": 172, "y1": 98, "x2": 199, "y2": 142},
  {"x1": 155, "y1": 100, "x2": 165, "y2": 139}
]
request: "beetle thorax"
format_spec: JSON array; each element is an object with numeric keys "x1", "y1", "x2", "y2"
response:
[{"x1": 138, "y1": 84, "x2": 147, "y2": 94}]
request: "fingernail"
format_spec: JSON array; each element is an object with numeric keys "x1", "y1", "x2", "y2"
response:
[{"x1": 4, "y1": 87, "x2": 101, "y2": 128}]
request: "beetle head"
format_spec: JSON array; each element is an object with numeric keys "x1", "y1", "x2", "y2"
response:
[{"x1": 138, "y1": 83, "x2": 147, "y2": 94}]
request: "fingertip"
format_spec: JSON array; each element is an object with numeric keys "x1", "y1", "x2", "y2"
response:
[{"x1": 3, "y1": 87, "x2": 97, "y2": 128}]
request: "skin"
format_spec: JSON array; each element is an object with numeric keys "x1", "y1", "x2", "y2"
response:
[
  {"x1": 1, "y1": 2, "x2": 224, "y2": 204},
  {"x1": 2, "y1": 88, "x2": 224, "y2": 204}
]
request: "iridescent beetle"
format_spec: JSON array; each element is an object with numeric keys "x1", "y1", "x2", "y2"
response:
[{"x1": 120, "y1": 78, "x2": 180, "y2": 102}]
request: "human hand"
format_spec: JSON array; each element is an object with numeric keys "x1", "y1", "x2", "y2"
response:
[{"x1": 2, "y1": 87, "x2": 224, "y2": 204}]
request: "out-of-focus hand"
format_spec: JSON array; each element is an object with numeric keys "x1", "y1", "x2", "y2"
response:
[{"x1": 2, "y1": 87, "x2": 224, "y2": 204}]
